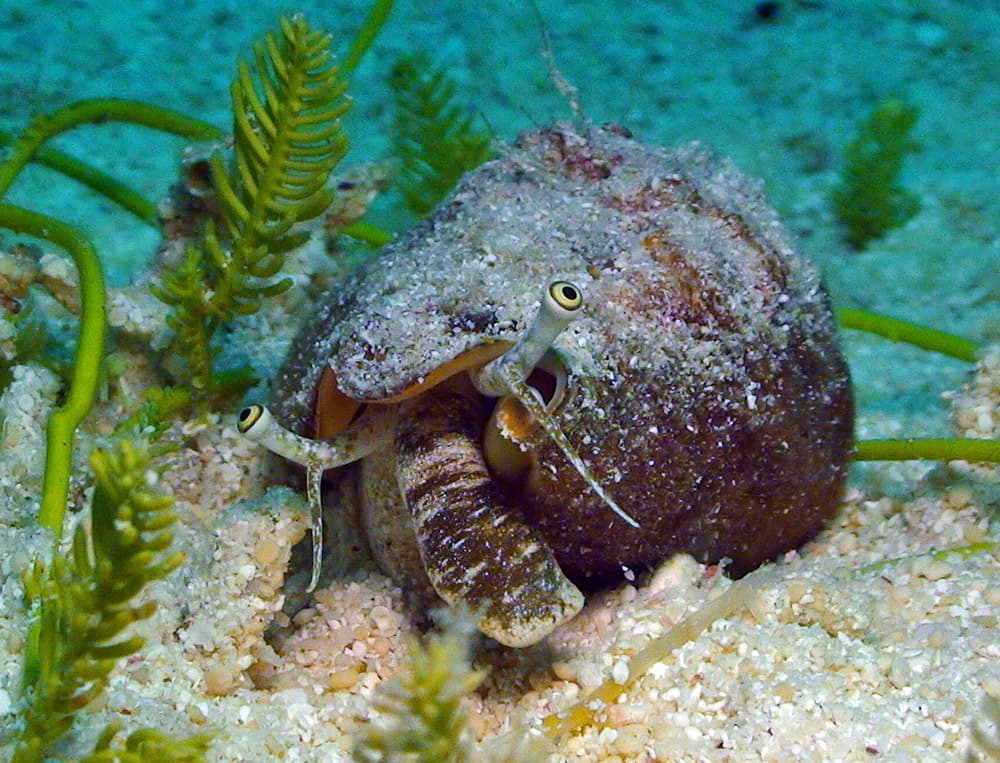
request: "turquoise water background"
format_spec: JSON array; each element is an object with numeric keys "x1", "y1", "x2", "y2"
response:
[{"x1": 1, "y1": 0, "x2": 998, "y2": 446}]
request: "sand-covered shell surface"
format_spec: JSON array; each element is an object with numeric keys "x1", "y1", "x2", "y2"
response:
[{"x1": 261, "y1": 122, "x2": 854, "y2": 646}]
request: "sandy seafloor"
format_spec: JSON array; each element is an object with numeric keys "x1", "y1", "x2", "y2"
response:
[{"x1": 1, "y1": 1, "x2": 999, "y2": 761}]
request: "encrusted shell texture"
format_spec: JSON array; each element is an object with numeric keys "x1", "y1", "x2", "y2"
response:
[{"x1": 274, "y1": 122, "x2": 853, "y2": 580}]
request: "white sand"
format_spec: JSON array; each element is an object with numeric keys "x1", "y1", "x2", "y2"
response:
[{"x1": 1, "y1": 1, "x2": 998, "y2": 761}]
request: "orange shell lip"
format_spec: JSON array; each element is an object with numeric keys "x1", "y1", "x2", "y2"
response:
[
  {"x1": 314, "y1": 341, "x2": 513, "y2": 439},
  {"x1": 482, "y1": 395, "x2": 537, "y2": 483},
  {"x1": 492, "y1": 395, "x2": 536, "y2": 443}
]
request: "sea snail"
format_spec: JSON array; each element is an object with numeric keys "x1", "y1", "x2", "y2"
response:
[
  {"x1": 240, "y1": 280, "x2": 636, "y2": 646},
  {"x1": 238, "y1": 123, "x2": 854, "y2": 648}
]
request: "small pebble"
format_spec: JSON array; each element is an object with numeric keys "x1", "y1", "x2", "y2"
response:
[
  {"x1": 921, "y1": 559, "x2": 953, "y2": 581},
  {"x1": 204, "y1": 666, "x2": 237, "y2": 696},
  {"x1": 578, "y1": 662, "x2": 604, "y2": 690},
  {"x1": 923, "y1": 624, "x2": 949, "y2": 649},
  {"x1": 982, "y1": 675, "x2": 1000, "y2": 699},
  {"x1": 611, "y1": 659, "x2": 630, "y2": 685},
  {"x1": 187, "y1": 703, "x2": 209, "y2": 725},
  {"x1": 837, "y1": 532, "x2": 859, "y2": 554},
  {"x1": 942, "y1": 486, "x2": 973, "y2": 510},
  {"x1": 773, "y1": 681, "x2": 795, "y2": 702},
  {"x1": 614, "y1": 723, "x2": 649, "y2": 760},
  {"x1": 293, "y1": 607, "x2": 317, "y2": 627},
  {"x1": 786, "y1": 579, "x2": 809, "y2": 604},
  {"x1": 983, "y1": 586, "x2": 1000, "y2": 607},
  {"x1": 254, "y1": 538, "x2": 281, "y2": 565},
  {"x1": 370, "y1": 605, "x2": 398, "y2": 632},
  {"x1": 350, "y1": 639, "x2": 368, "y2": 658},
  {"x1": 369, "y1": 636, "x2": 393, "y2": 656},
  {"x1": 326, "y1": 667, "x2": 360, "y2": 691},
  {"x1": 552, "y1": 661, "x2": 577, "y2": 682}
]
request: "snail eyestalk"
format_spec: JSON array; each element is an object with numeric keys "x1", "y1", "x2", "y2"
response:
[
  {"x1": 471, "y1": 280, "x2": 639, "y2": 528},
  {"x1": 473, "y1": 280, "x2": 583, "y2": 397},
  {"x1": 237, "y1": 403, "x2": 396, "y2": 591}
]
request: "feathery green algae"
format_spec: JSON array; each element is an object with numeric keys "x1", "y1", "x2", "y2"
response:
[
  {"x1": 831, "y1": 98, "x2": 921, "y2": 249},
  {"x1": 389, "y1": 54, "x2": 494, "y2": 216},
  {"x1": 152, "y1": 15, "x2": 351, "y2": 391},
  {"x1": 11, "y1": 440, "x2": 204, "y2": 763}
]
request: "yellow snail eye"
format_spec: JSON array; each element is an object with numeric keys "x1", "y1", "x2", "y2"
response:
[
  {"x1": 548, "y1": 280, "x2": 582, "y2": 313},
  {"x1": 237, "y1": 404, "x2": 265, "y2": 434},
  {"x1": 234, "y1": 402, "x2": 398, "y2": 594},
  {"x1": 473, "y1": 279, "x2": 584, "y2": 397}
]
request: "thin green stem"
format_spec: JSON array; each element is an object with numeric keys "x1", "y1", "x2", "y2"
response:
[
  {"x1": 853, "y1": 437, "x2": 1000, "y2": 463},
  {"x1": 837, "y1": 306, "x2": 980, "y2": 363},
  {"x1": 0, "y1": 203, "x2": 107, "y2": 535},
  {"x1": 342, "y1": 0, "x2": 395, "y2": 75},
  {"x1": 0, "y1": 98, "x2": 223, "y2": 199},
  {"x1": 856, "y1": 541, "x2": 997, "y2": 576},
  {"x1": 0, "y1": 130, "x2": 158, "y2": 225}
]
